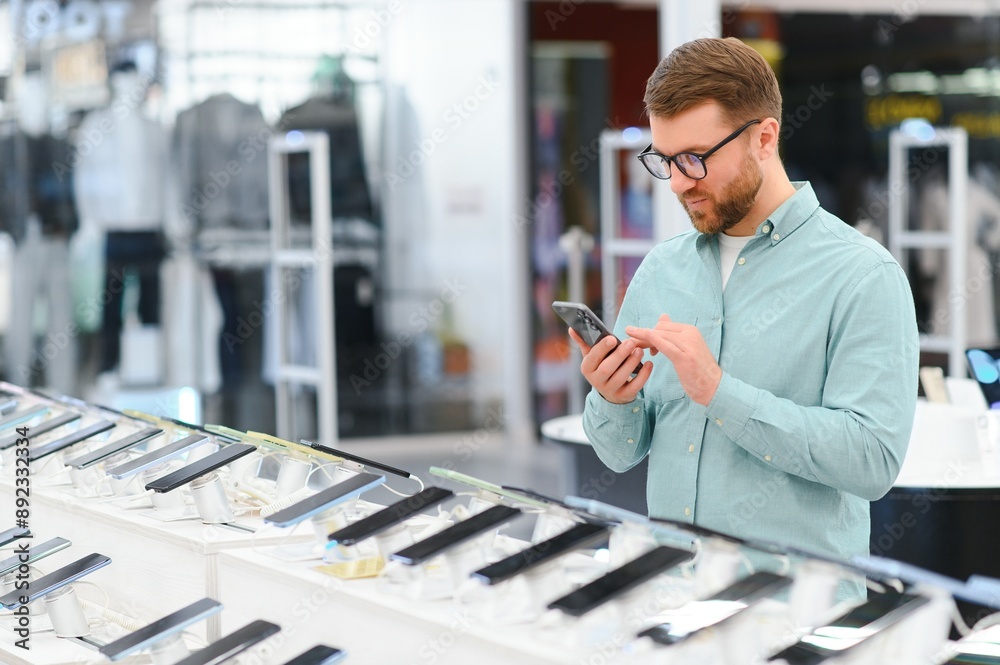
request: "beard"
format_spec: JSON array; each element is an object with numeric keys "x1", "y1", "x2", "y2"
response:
[{"x1": 679, "y1": 152, "x2": 763, "y2": 235}]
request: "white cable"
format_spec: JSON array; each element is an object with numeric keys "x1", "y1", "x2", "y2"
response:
[
  {"x1": 258, "y1": 486, "x2": 313, "y2": 519},
  {"x1": 381, "y1": 473, "x2": 425, "y2": 498},
  {"x1": 952, "y1": 602, "x2": 974, "y2": 637},
  {"x1": 79, "y1": 597, "x2": 144, "y2": 633},
  {"x1": 306, "y1": 462, "x2": 339, "y2": 486}
]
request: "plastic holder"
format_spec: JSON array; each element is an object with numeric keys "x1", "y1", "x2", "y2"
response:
[
  {"x1": 190, "y1": 473, "x2": 235, "y2": 524},
  {"x1": 275, "y1": 457, "x2": 312, "y2": 498},
  {"x1": 45, "y1": 585, "x2": 90, "y2": 638},
  {"x1": 787, "y1": 558, "x2": 842, "y2": 629},
  {"x1": 692, "y1": 539, "x2": 742, "y2": 598},
  {"x1": 150, "y1": 632, "x2": 191, "y2": 665}
]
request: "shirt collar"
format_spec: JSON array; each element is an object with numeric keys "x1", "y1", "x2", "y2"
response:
[{"x1": 754, "y1": 181, "x2": 819, "y2": 245}]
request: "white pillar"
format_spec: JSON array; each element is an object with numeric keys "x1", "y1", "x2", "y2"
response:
[{"x1": 653, "y1": 0, "x2": 722, "y2": 241}]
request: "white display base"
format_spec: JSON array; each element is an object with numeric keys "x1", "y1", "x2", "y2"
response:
[{"x1": 0, "y1": 477, "x2": 312, "y2": 646}]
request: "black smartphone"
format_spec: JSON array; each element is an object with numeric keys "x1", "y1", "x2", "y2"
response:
[
  {"x1": 65, "y1": 427, "x2": 164, "y2": 469},
  {"x1": 471, "y1": 521, "x2": 610, "y2": 586},
  {"x1": 649, "y1": 516, "x2": 786, "y2": 557},
  {"x1": 29, "y1": 420, "x2": 116, "y2": 462},
  {"x1": 0, "y1": 410, "x2": 78, "y2": 450},
  {"x1": 390, "y1": 505, "x2": 522, "y2": 566},
  {"x1": 145, "y1": 444, "x2": 257, "y2": 493},
  {"x1": 282, "y1": 645, "x2": 347, "y2": 665},
  {"x1": 0, "y1": 537, "x2": 71, "y2": 577},
  {"x1": 0, "y1": 526, "x2": 30, "y2": 547},
  {"x1": 547, "y1": 545, "x2": 694, "y2": 617},
  {"x1": 265, "y1": 472, "x2": 386, "y2": 528},
  {"x1": 173, "y1": 619, "x2": 281, "y2": 665},
  {"x1": 306, "y1": 440, "x2": 412, "y2": 479},
  {"x1": 327, "y1": 486, "x2": 455, "y2": 547},
  {"x1": 106, "y1": 433, "x2": 211, "y2": 479},
  {"x1": 99, "y1": 598, "x2": 223, "y2": 661},
  {"x1": 552, "y1": 301, "x2": 618, "y2": 348},
  {"x1": 767, "y1": 591, "x2": 930, "y2": 663},
  {"x1": 638, "y1": 571, "x2": 793, "y2": 645},
  {"x1": 0, "y1": 552, "x2": 112, "y2": 609},
  {"x1": 0, "y1": 404, "x2": 50, "y2": 433},
  {"x1": 967, "y1": 348, "x2": 1000, "y2": 408}
]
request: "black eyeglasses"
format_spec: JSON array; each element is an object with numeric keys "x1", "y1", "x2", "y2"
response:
[{"x1": 637, "y1": 119, "x2": 762, "y2": 181}]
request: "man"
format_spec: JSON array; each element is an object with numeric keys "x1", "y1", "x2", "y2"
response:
[{"x1": 571, "y1": 37, "x2": 918, "y2": 581}]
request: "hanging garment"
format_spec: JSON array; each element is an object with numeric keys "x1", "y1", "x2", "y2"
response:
[{"x1": 172, "y1": 93, "x2": 271, "y2": 231}]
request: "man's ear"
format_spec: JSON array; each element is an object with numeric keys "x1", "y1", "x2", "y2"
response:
[{"x1": 756, "y1": 117, "x2": 781, "y2": 160}]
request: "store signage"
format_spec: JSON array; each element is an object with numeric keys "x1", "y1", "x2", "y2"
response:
[{"x1": 865, "y1": 95, "x2": 943, "y2": 130}]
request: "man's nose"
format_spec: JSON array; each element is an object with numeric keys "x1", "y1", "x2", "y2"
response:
[{"x1": 669, "y1": 164, "x2": 698, "y2": 196}]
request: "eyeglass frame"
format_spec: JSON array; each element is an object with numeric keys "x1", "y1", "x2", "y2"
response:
[{"x1": 636, "y1": 119, "x2": 763, "y2": 181}]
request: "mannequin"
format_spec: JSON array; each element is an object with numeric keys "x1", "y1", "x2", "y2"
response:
[
  {"x1": 0, "y1": 72, "x2": 78, "y2": 393},
  {"x1": 73, "y1": 61, "x2": 167, "y2": 375}
]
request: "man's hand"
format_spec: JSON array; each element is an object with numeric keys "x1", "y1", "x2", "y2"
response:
[
  {"x1": 568, "y1": 328, "x2": 653, "y2": 405},
  {"x1": 625, "y1": 314, "x2": 722, "y2": 406}
]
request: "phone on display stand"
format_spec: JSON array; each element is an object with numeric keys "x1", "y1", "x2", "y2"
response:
[
  {"x1": 0, "y1": 553, "x2": 111, "y2": 609},
  {"x1": 264, "y1": 472, "x2": 386, "y2": 528},
  {"x1": 390, "y1": 504, "x2": 522, "y2": 566},
  {"x1": 105, "y1": 433, "x2": 211, "y2": 479},
  {"x1": 0, "y1": 526, "x2": 31, "y2": 547},
  {"x1": 966, "y1": 348, "x2": 1000, "y2": 409},
  {"x1": 638, "y1": 571, "x2": 793, "y2": 645},
  {"x1": 145, "y1": 443, "x2": 257, "y2": 493},
  {"x1": 99, "y1": 598, "x2": 223, "y2": 661},
  {"x1": 428, "y1": 467, "x2": 551, "y2": 511},
  {"x1": 65, "y1": 427, "x2": 163, "y2": 469},
  {"x1": 471, "y1": 521, "x2": 610, "y2": 585},
  {"x1": 0, "y1": 410, "x2": 78, "y2": 450},
  {"x1": 0, "y1": 405, "x2": 51, "y2": 433},
  {"x1": 29, "y1": 420, "x2": 116, "y2": 462},
  {"x1": 767, "y1": 591, "x2": 929, "y2": 663},
  {"x1": 306, "y1": 439, "x2": 413, "y2": 479},
  {"x1": 281, "y1": 645, "x2": 347, "y2": 665},
  {"x1": 327, "y1": 486, "x2": 455, "y2": 547},
  {"x1": 547, "y1": 545, "x2": 694, "y2": 617},
  {"x1": 172, "y1": 619, "x2": 280, "y2": 665},
  {"x1": 0, "y1": 537, "x2": 71, "y2": 577}
]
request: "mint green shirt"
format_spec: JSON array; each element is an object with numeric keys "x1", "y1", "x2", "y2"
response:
[{"x1": 584, "y1": 182, "x2": 918, "y2": 569}]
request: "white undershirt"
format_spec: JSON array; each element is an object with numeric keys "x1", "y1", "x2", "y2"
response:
[{"x1": 717, "y1": 232, "x2": 754, "y2": 290}]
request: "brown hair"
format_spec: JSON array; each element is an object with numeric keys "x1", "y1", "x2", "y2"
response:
[{"x1": 643, "y1": 37, "x2": 781, "y2": 128}]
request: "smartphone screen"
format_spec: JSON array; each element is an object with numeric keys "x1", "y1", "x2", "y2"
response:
[
  {"x1": 328, "y1": 486, "x2": 454, "y2": 546},
  {"x1": 552, "y1": 301, "x2": 617, "y2": 348},
  {"x1": 472, "y1": 521, "x2": 610, "y2": 585},
  {"x1": 0, "y1": 404, "x2": 50, "y2": 433},
  {"x1": 100, "y1": 598, "x2": 223, "y2": 661},
  {"x1": 145, "y1": 444, "x2": 257, "y2": 493},
  {"x1": 548, "y1": 545, "x2": 694, "y2": 617},
  {"x1": 0, "y1": 537, "x2": 71, "y2": 577},
  {"x1": 0, "y1": 410, "x2": 77, "y2": 450},
  {"x1": 29, "y1": 420, "x2": 116, "y2": 461},
  {"x1": 0, "y1": 526, "x2": 30, "y2": 548},
  {"x1": 264, "y1": 472, "x2": 386, "y2": 527},
  {"x1": 967, "y1": 348, "x2": 1000, "y2": 408},
  {"x1": 307, "y1": 440, "x2": 412, "y2": 478},
  {"x1": 390, "y1": 505, "x2": 522, "y2": 566},
  {"x1": 106, "y1": 433, "x2": 211, "y2": 479},
  {"x1": 174, "y1": 620, "x2": 280, "y2": 665},
  {"x1": 0, "y1": 553, "x2": 111, "y2": 609},
  {"x1": 638, "y1": 571, "x2": 792, "y2": 645},
  {"x1": 282, "y1": 645, "x2": 347, "y2": 665},
  {"x1": 767, "y1": 592, "x2": 929, "y2": 663},
  {"x1": 65, "y1": 427, "x2": 163, "y2": 469}
]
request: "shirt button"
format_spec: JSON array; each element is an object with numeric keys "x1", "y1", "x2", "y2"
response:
[
  {"x1": 762, "y1": 224, "x2": 771, "y2": 233},
  {"x1": 688, "y1": 444, "x2": 695, "y2": 453},
  {"x1": 737, "y1": 257, "x2": 746, "y2": 266},
  {"x1": 764, "y1": 455, "x2": 772, "y2": 462},
  {"x1": 684, "y1": 507, "x2": 691, "y2": 517},
  {"x1": 631, "y1": 406, "x2": 640, "y2": 413},
  {"x1": 715, "y1": 418, "x2": 723, "y2": 426},
  {"x1": 626, "y1": 438, "x2": 634, "y2": 444},
  {"x1": 772, "y1": 232, "x2": 780, "y2": 241}
]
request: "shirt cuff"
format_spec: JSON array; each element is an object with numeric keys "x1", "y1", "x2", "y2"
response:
[
  {"x1": 585, "y1": 389, "x2": 644, "y2": 434},
  {"x1": 702, "y1": 372, "x2": 757, "y2": 441}
]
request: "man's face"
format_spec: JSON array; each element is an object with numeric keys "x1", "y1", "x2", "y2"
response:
[{"x1": 649, "y1": 103, "x2": 763, "y2": 235}]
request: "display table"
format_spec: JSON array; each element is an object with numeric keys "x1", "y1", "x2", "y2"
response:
[{"x1": 0, "y1": 474, "x2": 311, "y2": 646}]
